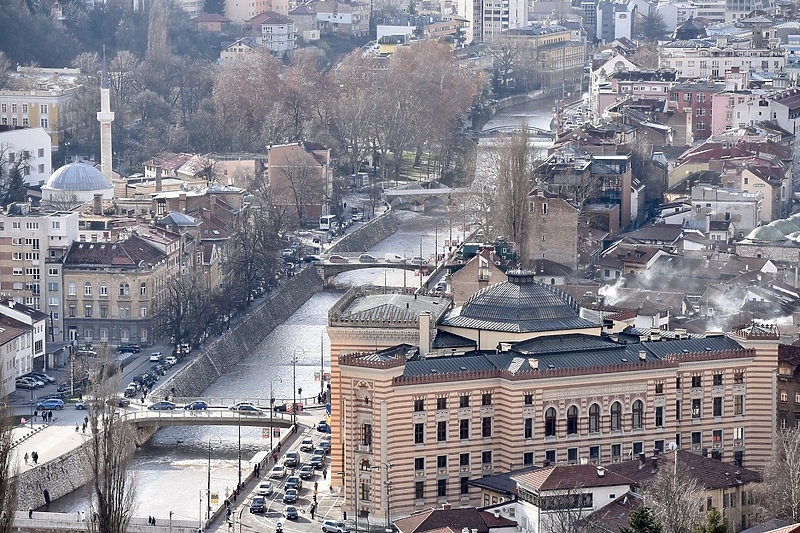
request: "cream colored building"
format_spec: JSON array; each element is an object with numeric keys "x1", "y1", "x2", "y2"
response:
[{"x1": 328, "y1": 272, "x2": 778, "y2": 525}]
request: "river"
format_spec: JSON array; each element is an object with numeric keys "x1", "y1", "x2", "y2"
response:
[{"x1": 47, "y1": 97, "x2": 555, "y2": 521}]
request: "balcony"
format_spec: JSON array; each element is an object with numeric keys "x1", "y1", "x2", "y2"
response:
[
  {"x1": 733, "y1": 439, "x2": 743, "y2": 447},
  {"x1": 437, "y1": 468, "x2": 447, "y2": 475},
  {"x1": 459, "y1": 466, "x2": 470, "y2": 473},
  {"x1": 414, "y1": 470, "x2": 425, "y2": 478}
]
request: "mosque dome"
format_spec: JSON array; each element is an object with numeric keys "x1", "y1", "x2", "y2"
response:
[
  {"x1": 768, "y1": 219, "x2": 800, "y2": 235},
  {"x1": 745, "y1": 225, "x2": 787, "y2": 242},
  {"x1": 46, "y1": 163, "x2": 110, "y2": 191}
]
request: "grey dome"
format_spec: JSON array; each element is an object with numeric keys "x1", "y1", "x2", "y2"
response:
[
  {"x1": 46, "y1": 163, "x2": 110, "y2": 191},
  {"x1": 768, "y1": 219, "x2": 800, "y2": 235},
  {"x1": 745, "y1": 225, "x2": 787, "y2": 242},
  {"x1": 460, "y1": 270, "x2": 581, "y2": 322}
]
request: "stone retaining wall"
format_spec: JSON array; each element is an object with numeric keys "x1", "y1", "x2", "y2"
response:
[
  {"x1": 327, "y1": 210, "x2": 398, "y2": 254},
  {"x1": 154, "y1": 266, "x2": 324, "y2": 401},
  {"x1": 17, "y1": 426, "x2": 158, "y2": 511}
]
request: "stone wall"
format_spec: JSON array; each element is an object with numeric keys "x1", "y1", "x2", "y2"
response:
[
  {"x1": 154, "y1": 266, "x2": 324, "y2": 400},
  {"x1": 17, "y1": 426, "x2": 158, "y2": 511},
  {"x1": 328, "y1": 210, "x2": 398, "y2": 254}
]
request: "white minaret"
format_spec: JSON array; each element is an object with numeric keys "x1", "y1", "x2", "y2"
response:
[{"x1": 96, "y1": 49, "x2": 114, "y2": 183}]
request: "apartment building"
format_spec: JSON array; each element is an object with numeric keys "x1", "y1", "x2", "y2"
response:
[
  {"x1": 251, "y1": 10, "x2": 296, "y2": 54},
  {"x1": 659, "y1": 36, "x2": 785, "y2": 79},
  {"x1": 327, "y1": 275, "x2": 778, "y2": 524},
  {"x1": 0, "y1": 127, "x2": 52, "y2": 186},
  {"x1": 457, "y1": 0, "x2": 527, "y2": 42},
  {"x1": 0, "y1": 299, "x2": 46, "y2": 396}
]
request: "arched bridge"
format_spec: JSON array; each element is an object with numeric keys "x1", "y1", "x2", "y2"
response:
[
  {"x1": 119, "y1": 408, "x2": 297, "y2": 428},
  {"x1": 384, "y1": 185, "x2": 472, "y2": 205},
  {"x1": 475, "y1": 124, "x2": 555, "y2": 139},
  {"x1": 315, "y1": 255, "x2": 433, "y2": 286}
]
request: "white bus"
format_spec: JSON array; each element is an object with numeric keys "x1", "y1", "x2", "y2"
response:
[{"x1": 319, "y1": 215, "x2": 338, "y2": 231}]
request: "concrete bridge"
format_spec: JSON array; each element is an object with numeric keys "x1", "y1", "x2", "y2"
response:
[
  {"x1": 13, "y1": 511, "x2": 198, "y2": 533},
  {"x1": 384, "y1": 185, "x2": 472, "y2": 206},
  {"x1": 314, "y1": 255, "x2": 434, "y2": 286},
  {"x1": 474, "y1": 124, "x2": 555, "y2": 139},
  {"x1": 119, "y1": 408, "x2": 298, "y2": 429}
]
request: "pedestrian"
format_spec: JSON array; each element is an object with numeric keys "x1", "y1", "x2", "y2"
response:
[
  {"x1": 277, "y1": 443, "x2": 281, "y2": 453},
  {"x1": 75, "y1": 423, "x2": 79, "y2": 432},
  {"x1": 322, "y1": 469, "x2": 327, "y2": 480},
  {"x1": 28, "y1": 509, "x2": 33, "y2": 519},
  {"x1": 82, "y1": 422, "x2": 86, "y2": 433},
  {"x1": 77, "y1": 511, "x2": 81, "y2": 522},
  {"x1": 32, "y1": 451, "x2": 38, "y2": 464},
  {"x1": 84, "y1": 416, "x2": 88, "y2": 425},
  {"x1": 24, "y1": 452, "x2": 28, "y2": 464},
  {"x1": 152, "y1": 518, "x2": 156, "y2": 526},
  {"x1": 33, "y1": 409, "x2": 37, "y2": 421},
  {"x1": 49, "y1": 411, "x2": 53, "y2": 422},
  {"x1": 78, "y1": 392, "x2": 82, "y2": 401},
  {"x1": 310, "y1": 506, "x2": 315, "y2": 520}
]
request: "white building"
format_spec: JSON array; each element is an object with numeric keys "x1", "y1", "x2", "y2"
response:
[
  {"x1": 655, "y1": 0, "x2": 698, "y2": 32},
  {"x1": 0, "y1": 299, "x2": 48, "y2": 374},
  {"x1": 456, "y1": 0, "x2": 527, "y2": 42},
  {"x1": 252, "y1": 11, "x2": 297, "y2": 55},
  {"x1": 659, "y1": 36, "x2": 785, "y2": 79},
  {"x1": 0, "y1": 127, "x2": 52, "y2": 186}
]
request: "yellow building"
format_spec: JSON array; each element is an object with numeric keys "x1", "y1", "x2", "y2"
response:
[{"x1": 327, "y1": 272, "x2": 778, "y2": 525}]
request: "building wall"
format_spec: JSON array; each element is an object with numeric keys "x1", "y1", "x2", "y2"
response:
[
  {"x1": 522, "y1": 195, "x2": 579, "y2": 273},
  {"x1": 333, "y1": 333, "x2": 776, "y2": 523},
  {"x1": 450, "y1": 257, "x2": 508, "y2": 306},
  {"x1": 0, "y1": 127, "x2": 52, "y2": 186},
  {"x1": 0, "y1": 87, "x2": 78, "y2": 149}
]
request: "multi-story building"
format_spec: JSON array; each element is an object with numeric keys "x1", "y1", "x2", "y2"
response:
[
  {"x1": 522, "y1": 191, "x2": 580, "y2": 274},
  {"x1": 0, "y1": 204, "x2": 79, "y2": 339},
  {"x1": 660, "y1": 36, "x2": 785, "y2": 80},
  {"x1": 0, "y1": 299, "x2": 46, "y2": 395},
  {"x1": 655, "y1": 1, "x2": 698, "y2": 32},
  {"x1": 315, "y1": 1, "x2": 371, "y2": 38},
  {"x1": 267, "y1": 142, "x2": 332, "y2": 225},
  {"x1": 327, "y1": 276, "x2": 778, "y2": 524},
  {"x1": 0, "y1": 67, "x2": 82, "y2": 151},
  {"x1": 457, "y1": 0, "x2": 527, "y2": 42},
  {"x1": 61, "y1": 234, "x2": 170, "y2": 346},
  {"x1": 595, "y1": 0, "x2": 636, "y2": 43},
  {"x1": 251, "y1": 10, "x2": 297, "y2": 55},
  {"x1": 505, "y1": 25, "x2": 585, "y2": 90},
  {"x1": 0, "y1": 126, "x2": 52, "y2": 186},
  {"x1": 668, "y1": 80, "x2": 723, "y2": 141}
]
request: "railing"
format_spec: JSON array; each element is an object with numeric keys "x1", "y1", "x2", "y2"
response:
[
  {"x1": 13, "y1": 512, "x2": 198, "y2": 533},
  {"x1": 118, "y1": 408, "x2": 296, "y2": 427}
]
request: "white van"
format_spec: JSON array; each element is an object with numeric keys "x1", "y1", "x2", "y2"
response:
[{"x1": 385, "y1": 253, "x2": 405, "y2": 263}]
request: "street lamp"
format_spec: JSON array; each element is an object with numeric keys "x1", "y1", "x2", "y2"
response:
[
  {"x1": 207, "y1": 436, "x2": 223, "y2": 522},
  {"x1": 292, "y1": 347, "x2": 304, "y2": 427},
  {"x1": 237, "y1": 412, "x2": 242, "y2": 491},
  {"x1": 373, "y1": 462, "x2": 392, "y2": 531},
  {"x1": 269, "y1": 380, "x2": 282, "y2": 452}
]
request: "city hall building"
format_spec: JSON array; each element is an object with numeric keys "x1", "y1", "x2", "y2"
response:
[{"x1": 326, "y1": 271, "x2": 778, "y2": 524}]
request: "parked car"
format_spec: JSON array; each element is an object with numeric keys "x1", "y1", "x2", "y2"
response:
[
  {"x1": 282, "y1": 489, "x2": 298, "y2": 504},
  {"x1": 36, "y1": 399, "x2": 64, "y2": 410},
  {"x1": 257, "y1": 481, "x2": 273, "y2": 496},
  {"x1": 298, "y1": 465, "x2": 314, "y2": 479},
  {"x1": 284, "y1": 506, "x2": 299, "y2": 520},
  {"x1": 351, "y1": 212, "x2": 364, "y2": 221},
  {"x1": 184, "y1": 401, "x2": 208, "y2": 411},
  {"x1": 165, "y1": 356, "x2": 178, "y2": 366},
  {"x1": 147, "y1": 401, "x2": 176, "y2": 411},
  {"x1": 358, "y1": 253, "x2": 378, "y2": 263},
  {"x1": 28, "y1": 372, "x2": 56, "y2": 384},
  {"x1": 310, "y1": 454, "x2": 324, "y2": 469},
  {"x1": 328, "y1": 254, "x2": 349, "y2": 264},
  {"x1": 118, "y1": 344, "x2": 141, "y2": 354},
  {"x1": 284, "y1": 452, "x2": 300, "y2": 467},
  {"x1": 75, "y1": 400, "x2": 88, "y2": 410},
  {"x1": 149, "y1": 352, "x2": 163, "y2": 362},
  {"x1": 107, "y1": 397, "x2": 131, "y2": 408},
  {"x1": 15, "y1": 378, "x2": 37, "y2": 389},
  {"x1": 302, "y1": 255, "x2": 321, "y2": 264},
  {"x1": 269, "y1": 465, "x2": 286, "y2": 479},
  {"x1": 300, "y1": 438, "x2": 315, "y2": 452},
  {"x1": 250, "y1": 496, "x2": 267, "y2": 514},
  {"x1": 123, "y1": 385, "x2": 139, "y2": 398},
  {"x1": 319, "y1": 440, "x2": 331, "y2": 454},
  {"x1": 322, "y1": 520, "x2": 351, "y2": 533}
]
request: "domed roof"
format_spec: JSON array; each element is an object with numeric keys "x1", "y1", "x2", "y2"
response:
[
  {"x1": 768, "y1": 219, "x2": 800, "y2": 235},
  {"x1": 439, "y1": 270, "x2": 598, "y2": 333},
  {"x1": 745, "y1": 225, "x2": 787, "y2": 242},
  {"x1": 46, "y1": 163, "x2": 110, "y2": 191},
  {"x1": 788, "y1": 214, "x2": 800, "y2": 227}
]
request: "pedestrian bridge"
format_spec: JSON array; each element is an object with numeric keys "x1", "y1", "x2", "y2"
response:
[
  {"x1": 315, "y1": 256, "x2": 434, "y2": 287},
  {"x1": 13, "y1": 511, "x2": 198, "y2": 533},
  {"x1": 119, "y1": 408, "x2": 297, "y2": 428}
]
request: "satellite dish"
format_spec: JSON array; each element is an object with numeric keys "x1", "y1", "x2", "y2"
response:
[{"x1": 668, "y1": 441, "x2": 678, "y2": 451}]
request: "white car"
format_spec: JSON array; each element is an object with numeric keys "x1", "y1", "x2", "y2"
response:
[
  {"x1": 149, "y1": 352, "x2": 163, "y2": 362},
  {"x1": 269, "y1": 465, "x2": 286, "y2": 479},
  {"x1": 257, "y1": 481, "x2": 273, "y2": 496},
  {"x1": 165, "y1": 356, "x2": 178, "y2": 366},
  {"x1": 300, "y1": 437, "x2": 314, "y2": 452}
]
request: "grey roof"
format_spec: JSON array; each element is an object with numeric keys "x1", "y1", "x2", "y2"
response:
[
  {"x1": 157, "y1": 212, "x2": 200, "y2": 227},
  {"x1": 637, "y1": 334, "x2": 742, "y2": 358},
  {"x1": 339, "y1": 294, "x2": 447, "y2": 324},
  {"x1": 439, "y1": 271, "x2": 599, "y2": 333},
  {"x1": 405, "y1": 352, "x2": 498, "y2": 376},
  {"x1": 46, "y1": 163, "x2": 110, "y2": 191},
  {"x1": 431, "y1": 330, "x2": 475, "y2": 349}
]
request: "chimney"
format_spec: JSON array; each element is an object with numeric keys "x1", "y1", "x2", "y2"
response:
[
  {"x1": 596, "y1": 466, "x2": 605, "y2": 477},
  {"x1": 179, "y1": 192, "x2": 187, "y2": 213},
  {"x1": 735, "y1": 471, "x2": 742, "y2": 484},
  {"x1": 638, "y1": 452, "x2": 646, "y2": 469},
  {"x1": 651, "y1": 456, "x2": 658, "y2": 473},
  {"x1": 93, "y1": 193, "x2": 103, "y2": 215},
  {"x1": 650, "y1": 327, "x2": 661, "y2": 341},
  {"x1": 8, "y1": 300, "x2": 14, "y2": 309},
  {"x1": 638, "y1": 350, "x2": 647, "y2": 361},
  {"x1": 155, "y1": 165, "x2": 163, "y2": 193},
  {"x1": 419, "y1": 311, "x2": 431, "y2": 356},
  {"x1": 705, "y1": 212, "x2": 711, "y2": 234},
  {"x1": 442, "y1": 503, "x2": 452, "y2": 510}
]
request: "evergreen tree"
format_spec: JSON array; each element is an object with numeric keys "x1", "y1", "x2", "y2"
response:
[
  {"x1": 620, "y1": 505, "x2": 663, "y2": 533},
  {"x1": 699, "y1": 508, "x2": 727, "y2": 533}
]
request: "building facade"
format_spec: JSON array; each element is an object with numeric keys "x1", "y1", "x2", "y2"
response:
[{"x1": 0, "y1": 126, "x2": 53, "y2": 186}]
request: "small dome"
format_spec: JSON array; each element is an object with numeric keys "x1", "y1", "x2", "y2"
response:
[
  {"x1": 46, "y1": 163, "x2": 110, "y2": 191},
  {"x1": 745, "y1": 225, "x2": 787, "y2": 242},
  {"x1": 768, "y1": 219, "x2": 800, "y2": 235},
  {"x1": 788, "y1": 214, "x2": 800, "y2": 227}
]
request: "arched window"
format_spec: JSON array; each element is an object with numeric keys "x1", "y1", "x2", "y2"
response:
[
  {"x1": 632, "y1": 399, "x2": 644, "y2": 429},
  {"x1": 545, "y1": 407, "x2": 557, "y2": 437},
  {"x1": 140, "y1": 282, "x2": 147, "y2": 296},
  {"x1": 119, "y1": 283, "x2": 130, "y2": 297},
  {"x1": 100, "y1": 282, "x2": 108, "y2": 296},
  {"x1": 68, "y1": 282, "x2": 76, "y2": 296},
  {"x1": 84, "y1": 282, "x2": 91, "y2": 296},
  {"x1": 610, "y1": 401, "x2": 622, "y2": 431},
  {"x1": 588, "y1": 403, "x2": 600, "y2": 433},
  {"x1": 567, "y1": 405, "x2": 578, "y2": 435}
]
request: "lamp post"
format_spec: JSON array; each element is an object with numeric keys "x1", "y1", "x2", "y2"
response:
[
  {"x1": 292, "y1": 347, "x2": 304, "y2": 427},
  {"x1": 374, "y1": 462, "x2": 392, "y2": 531},
  {"x1": 237, "y1": 413, "x2": 242, "y2": 490},
  {"x1": 207, "y1": 436, "x2": 222, "y2": 522},
  {"x1": 320, "y1": 331, "x2": 325, "y2": 399}
]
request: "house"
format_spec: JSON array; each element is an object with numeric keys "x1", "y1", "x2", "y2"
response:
[
  {"x1": 267, "y1": 142, "x2": 331, "y2": 225},
  {"x1": 0, "y1": 302, "x2": 41, "y2": 397},
  {"x1": 191, "y1": 13, "x2": 232, "y2": 32},
  {"x1": 251, "y1": 11, "x2": 296, "y2": 55},
  {"x1": 523, "y1": 190, "x2": 580, "y2": 275},
  {"x1": 220, "y1": 37, "x2": 261, "y2": 62},
  {"x1": 315, "y1": 1, "x2": 370, "y2": 37}
]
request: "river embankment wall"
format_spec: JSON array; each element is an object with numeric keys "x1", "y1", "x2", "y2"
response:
[{"x1": 327, "y1": 210, "x2": 398, "y2": 254}]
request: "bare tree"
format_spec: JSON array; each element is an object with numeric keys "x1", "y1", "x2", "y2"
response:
[
  {"x1": 86, "y1": 346, "x2": 137, "y2": 533},
  {"x1": 0, "y1": 51, "x2": 12, "y2": 89},
  {"x1": 273, "y1": 150, "x2": 324, "y2": 225},
  {"x1": 756, "y1": 428, "x2": 800, "y2": 522},
  {"x1": 641, "y1": 464, "x2": 704, "y2": 533},
  {"x1": 0, "y1": 365, "x2": 19, "y2": 533},
  {"x1": 539, "y1": 486, "x2": 597, "y2": 533},
  {"x1": 492, "y1": 127, "x2": 533, "y2": 255},
  {"x1": 225, "y1": 207, "x2": 281, "y2": 307}
]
